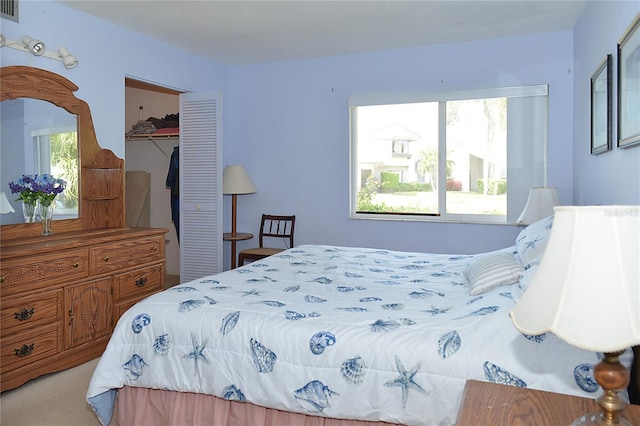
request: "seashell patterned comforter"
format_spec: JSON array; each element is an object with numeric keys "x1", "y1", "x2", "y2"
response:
[{"x1": 87, "y1": 244, "x2": 609, "y2": 425}]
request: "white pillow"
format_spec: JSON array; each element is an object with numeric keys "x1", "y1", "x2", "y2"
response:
[
  {"x1": 465, "y1": 249, "x2": 524, "y2": 296},
  {"x1": 515, "y1": 215, "x2": 554, "y2": 268}
]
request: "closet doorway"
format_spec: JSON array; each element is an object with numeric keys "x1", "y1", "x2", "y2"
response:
[{"x1": 125, "y1": 77, "x2": 182, "y2": 287}]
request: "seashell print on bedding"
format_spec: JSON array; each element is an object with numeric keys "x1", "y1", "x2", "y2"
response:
[
  {"x1": 341, "y1": 356, "x2": 367, "y2": 384},
  {"x1": 178, "y1": 300, "x2": 205, "y2": 313},
  {"x1": 293, "y1": 380, "x2": 339, "y2": 412},
  {"x1": 335, "y1": 307, "x2": 367, "y2": 312},
  {"x1": 222, "y1": 384, "x2": 246, "y2": 401},
  {"x1": 220, "y1": 311, "x2": 240, "y2": 335},
  {"x1": 370, "y1": 319, "x2": 401, "y2": 332},
  {"x1": 344, "y1": 272, "x2": 363, "y2": 278},
  {"x1": 123, "y1": 354, "x2": 148, "y2": 380},
  {"x1": 311, "y1": 277, "x2": 333, "y2": 284},
  {"x1": 250, "y1": 338, "x2": 277, "y2": 373},
  {"x1": 304, "y1": 295, "x2": 327, "y2": 303},
  {"x1": 574, "y1": 364, "x2": 598, "y2": 392},
  {"x1": 309, "y1": 331, "x2": 336, "y2": 355},
  {"x1": 360, "y1": 297, "x2": 382, "y2": 302},
  {"x1": 437, "y1": 331, "x2": 461, "y2": 359},
  {"x1": 285, "y1": 310, "x2": 306, "y2": 320},
  {"x1": 382, "y1": 303, "x2": 404, "y2": 310},
  {"x1": 283, "y1": 285, "x2": 300, "y2": 292},
  {"x1": 131, "y1": 313, "x2": 151, "y2": 334},
  {"x1": 170, "y1": 286, "x2": 198, "y2": 292},
  {"x1": 199, "y1": 278, "x2": 220, "y2": 283},
  {"x1": 153, "y1": 333, "x2": 171, "y2": 356},
  {"x1": 523, "y1": 333, "x2": 546, "y2": 343},
  {"x1": 259, "y1": 300, "x2": 286, "y2": 307},
  {"x1": 337, "y1": 286, "x2": 354, "y2": 292},
  {"x1": 454, "y1": 306, "x2": 499, "y2": 319},
  {"x1": 203, "y1": 296, "x2": 217, "y2": 305},
  {"x1": 376, "y1": 280, "x2": 402, "y2": 286},
  {"x1": 483, "y1": 361, "x2": 526, "y2": 387}
]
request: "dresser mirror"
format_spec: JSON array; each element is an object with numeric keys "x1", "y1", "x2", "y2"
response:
[
  {"x1": 0, "y1": 66, "x2": 125, "y2": 241},
  {"x1": 1, "y1": 97, "x2": 79, "y2": 225}
]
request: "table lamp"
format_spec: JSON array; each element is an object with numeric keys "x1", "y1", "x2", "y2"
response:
[
  {"x1": 222, "y1": 165, "x2": 256, "y2": 236},
  {"x1": 510, "y1": 205, "x2": 639, "y2": 425},
  {"x1": 517, "y1": 187, "x2": 560, "y2": 225}
]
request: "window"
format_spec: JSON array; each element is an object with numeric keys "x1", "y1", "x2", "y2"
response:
[
  {"x1": 32, "y1": 127, "x2": 79, "y2": 217},
  {"x1": 349, "y1": 85, "x2": 548, "y2": 223}
]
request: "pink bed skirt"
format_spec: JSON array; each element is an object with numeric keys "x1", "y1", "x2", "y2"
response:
[{"x1": 117, "y1": 386, "x2": 402, "y2": 426}]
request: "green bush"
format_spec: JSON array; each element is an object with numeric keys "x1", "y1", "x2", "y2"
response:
[
  {"x1": 380, "y1": 172, "x2": 400, "y2": 191},
  {"x1": 476, "y1": 179, "x2": 507, "y2": 195}
]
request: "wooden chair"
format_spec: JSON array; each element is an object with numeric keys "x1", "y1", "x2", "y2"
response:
[{"x1": 238, "y1": 214, "x2": 295, "y2": 266}]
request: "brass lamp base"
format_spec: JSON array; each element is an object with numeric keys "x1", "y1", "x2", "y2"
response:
[{"x1": 570, "y1": 350, "x2": 631, "y2": 426}]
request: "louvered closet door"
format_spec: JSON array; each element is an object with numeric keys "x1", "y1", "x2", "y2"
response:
[{"x1": 179, "y1": 92, "x2": 222, "y2": 282}]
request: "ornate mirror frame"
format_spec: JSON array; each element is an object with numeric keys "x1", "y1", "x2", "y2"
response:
[{"x1": 1, "y1": 66, "x2": 125, "y2": 240}]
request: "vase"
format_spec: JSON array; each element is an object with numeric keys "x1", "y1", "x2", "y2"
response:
[
  {"x1": 38, "y1": 203, "x2": 55, "y2": 236},
  {"x1": 22, "y1": 201, "x2": 37, "y2": 223}
]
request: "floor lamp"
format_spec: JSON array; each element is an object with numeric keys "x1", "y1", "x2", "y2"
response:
[{"x1": 223, "y1": 165, "x2": 256, "y2": 268}]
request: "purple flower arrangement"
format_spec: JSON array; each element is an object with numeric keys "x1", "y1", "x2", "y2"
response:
[{"x1": 9, "y1": 174, "x2": 67, "y2": 206}]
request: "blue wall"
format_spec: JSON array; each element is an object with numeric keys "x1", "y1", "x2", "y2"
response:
[
  {"x1": 573, "y1": 1, "x2": 640, "y2": 205},
  {"x1": 0, "y1": 0, "x2": 228, "y2": 161},
  {"x1": 226, "y1": 31, "x2": 574, "y2": 255},
  {"x1": 2, "y1": 1, "x2": 638, "y2": 267}
]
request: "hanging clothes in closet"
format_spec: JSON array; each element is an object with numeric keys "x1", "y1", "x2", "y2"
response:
[{"x1": 166, "y1": 146, "x2": 180, "y2": 242}]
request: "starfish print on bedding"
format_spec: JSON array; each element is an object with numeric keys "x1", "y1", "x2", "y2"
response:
[
  {"x1": 240, "y1": 288, "x2": 263, "y2": 297},
  {"x1": 384, "y1": 355, "x2": 427, "y2": 408},
  {"x1": 521, "y1": 236, "x2": 543, "y2": 255},
  {"x1": 183, "y1": 333, "x2": 210, "y2": 374}
]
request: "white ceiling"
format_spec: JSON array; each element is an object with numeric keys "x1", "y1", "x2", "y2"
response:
[{"x1": 59, "y1": 0, "x2": 585, "y2": 66}]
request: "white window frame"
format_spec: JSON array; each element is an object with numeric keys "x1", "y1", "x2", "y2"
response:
[{"x1": 349, "y1": 85, "x2": 549, "y2": 224}]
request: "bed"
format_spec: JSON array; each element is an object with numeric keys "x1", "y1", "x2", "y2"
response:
[{"x1": 87, "y1": 216, "x2": 636, "y2": 425}]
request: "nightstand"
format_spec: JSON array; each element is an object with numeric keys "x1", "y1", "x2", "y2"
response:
[
  {"x1": 456, "y1": 380, "x2": 640, "y2": 425},
  {"x1": 223, "y1": 232, "x2": 253, "y2": 269}
]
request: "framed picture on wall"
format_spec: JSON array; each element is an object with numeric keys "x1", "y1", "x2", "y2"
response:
[
  {"x1": 618, "y1": 13, "x2": 640, "y2": 148},
  {"x1": 591, "y1": 54, "x2": 612, "y2": 154}
]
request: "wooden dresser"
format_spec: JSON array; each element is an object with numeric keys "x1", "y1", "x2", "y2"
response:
[{"x1": 0, "y1": 227, "x2": 167, "y2": 391}]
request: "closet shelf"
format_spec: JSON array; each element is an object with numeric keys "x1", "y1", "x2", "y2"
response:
[{"x1": 126, "y1": 133, "x2": 179, "y2": 140}]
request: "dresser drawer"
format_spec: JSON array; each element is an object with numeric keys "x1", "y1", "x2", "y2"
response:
[
  {"x1": 113, "y1": 263, "x2": 163, "y2": 303},
  {"x1": 0, "y1": 248, "x2": 88, "y2": 295},
  {"x1": 91, "y1": 236, "x2": 164, "y2": 276},
  {"x1": 1, "y1": 291, "x2": 62, "y2": 337},
  {"x1": 1, "y1": 323, "x2": 61, "y2": 371}
]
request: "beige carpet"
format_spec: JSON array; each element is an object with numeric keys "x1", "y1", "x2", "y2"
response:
[{"x1": 0, "y1": 357, "x2": 111, "y2": 426}]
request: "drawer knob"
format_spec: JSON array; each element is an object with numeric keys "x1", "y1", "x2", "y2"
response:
[
  {"x1": 14, "y1": 308, "x2": 35, "y2": 321},
  {"x1": 103, "y1": 256, "x2": 110, "y2": 262},
  {"x1": 135, "y1": 277, "x2": 148, "y2": 287},
  {"x1": 15, "y1": 343, "x2": 35, "y2": 357},
  {"x1": 0, "y1": 276, "x2": 4, "y2": 283},
  {"x1": 152, "y1": 245, "x2": 158, "y2": 251},
  {"x1": 73, "y1": 262, "x2": 79, "y2": 268}
]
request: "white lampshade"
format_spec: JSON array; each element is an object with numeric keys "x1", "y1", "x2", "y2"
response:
[
  {"x1": 517, "y1": 187, "x2": 560, "y2": 225},
  {"x1": 222, "y1": 165, "x2": 256, "y2": 195},
  {"x1": 0, "y1": 192, "x2": 15, "y2": 214},
  {"x1": 510, "y1": 205, "x2": 640, "y2": 352}
]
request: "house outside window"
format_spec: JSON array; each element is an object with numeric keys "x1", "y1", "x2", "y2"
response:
[{"x1": 349, "y1": 85, "x2": 548, "y2": 223}]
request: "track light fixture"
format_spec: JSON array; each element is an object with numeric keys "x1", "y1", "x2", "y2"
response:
[
  {"x1": 0, "y1": 33, "x2": 79, "y2": 69},
  {"x1": 22, "y1": 35, "x2": 46, "y2": 56}
]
